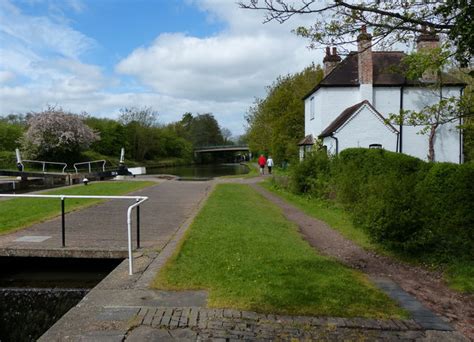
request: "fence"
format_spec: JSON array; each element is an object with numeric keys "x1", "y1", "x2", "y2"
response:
[
  {"x1": 0, "y1": 194, "x2": 148, "y2": 275},
  {"x1": 73, "y1": 160, "x2": 106, "y2": 174},
  {"x1": 20, "y1": 160, "x2": 68, "y2": 173}
]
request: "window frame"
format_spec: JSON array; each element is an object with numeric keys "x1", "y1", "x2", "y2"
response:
[{"x1": 310, "y1": 96, "x2": 315, "y2": 121}]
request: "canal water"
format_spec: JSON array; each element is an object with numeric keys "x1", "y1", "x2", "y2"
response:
[
  {"x1": 147, "y1": 163, "x2": 249, "y2": 179},
  {"x1": 0, "y1": 257, "x2": 122, "y2": 342}
]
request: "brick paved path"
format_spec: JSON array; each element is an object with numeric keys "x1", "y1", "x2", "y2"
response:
[{"x1": 125, "y1": 307, "x2": 432, "y2": 341}]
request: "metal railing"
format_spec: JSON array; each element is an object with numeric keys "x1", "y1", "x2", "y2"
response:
[
  {"x1": 0, "y1": 194, "x2": 148, "y2": 275},
  {"x1": 20, "y1": 160, "x2": 68, "y2": 173},
  {"x1": 73, "y1": 160, "x2": 106, "y2": 174}
]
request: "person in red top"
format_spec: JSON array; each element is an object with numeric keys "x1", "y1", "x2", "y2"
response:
[{"x1": 258, "y1": 155, "x2": 267, "y2": 175}]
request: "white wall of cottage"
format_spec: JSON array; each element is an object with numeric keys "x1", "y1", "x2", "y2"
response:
[{"x1": 304, "y1": 85, "x2": 463, "y2": 163}]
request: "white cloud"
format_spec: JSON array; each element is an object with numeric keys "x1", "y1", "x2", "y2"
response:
[
  {"x1": 116, "y1": 32, "x2": 314, "y2": 102},
  {"x1": 0, "y1": 1, "x2": 94, "y2": 59},
  {"x1": 0, "y1": 70, "x2": 15, "y2": 83}
]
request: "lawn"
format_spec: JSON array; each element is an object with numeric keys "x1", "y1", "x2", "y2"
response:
[
  {"x1": 0, "y1": 181, "x2": 155, "y2": 234},
  {"x1": 261, "y1": 180, "x2": 474, "y2": 294},
  {"x1": 154, "y1": 183, "x2": 406, "y2": 318}
]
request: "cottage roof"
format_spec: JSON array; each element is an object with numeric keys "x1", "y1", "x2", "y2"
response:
[
  {"x1": 297, "y1": 134, "x2": 315, "y2": 146},
  {"x1": 319, "y1": 100, "x2": 398, "y2": 138},
  {"x1": 303, "y1": 51, "x2": 465, "y2": 100}
]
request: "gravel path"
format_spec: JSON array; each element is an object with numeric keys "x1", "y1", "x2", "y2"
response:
[{"x1": 250, "y1": 183, "x2": 474, "y2": 341}]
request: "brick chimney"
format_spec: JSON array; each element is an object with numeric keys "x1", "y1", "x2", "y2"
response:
[
  {"x1": 416, "y1": 26, "x2": 440, "y2": 51},
  {"x1": 357, "y1": 25, "x2": 373, "y2": 102},
  {"x1": 323, "y1": 46, "x2": 341, "y2": 77},
  {"x1": 416, "y1": 27, "x2": 440, "y2": 82}
]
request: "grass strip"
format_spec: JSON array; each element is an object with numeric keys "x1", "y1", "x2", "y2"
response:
[
  {"x1": 0, "y1": 181, "x2": 155, "y2": 234},
  {"x1": 261, "y1": 180, "x2": 376, "y2": 251},
  {"x1": 154, "y1": 183, "x2": 406, "y2": 318}
]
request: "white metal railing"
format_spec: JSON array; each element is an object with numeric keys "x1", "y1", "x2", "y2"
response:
[
  {"x1": 0, "y1": 194, "x2": 148, "y2": 275},
  {"x1": 73, "y1": 160, "x2": 106, "y2": 174},
  {"x1": 20, "y1": 160, "x2": 68, "y2": 173}
]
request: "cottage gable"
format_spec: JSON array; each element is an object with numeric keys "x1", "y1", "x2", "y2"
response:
[{"x1": 319, "y1": 100, "x2": 398, "y2": 138}]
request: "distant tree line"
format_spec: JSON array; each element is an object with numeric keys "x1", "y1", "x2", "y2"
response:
[{"x1": 0, "y1": 106, "x2": 237, "y2": 168}]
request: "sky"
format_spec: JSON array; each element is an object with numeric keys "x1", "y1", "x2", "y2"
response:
[{"x1": 0, "y1": 0, "x2": 323, "y2": 136}]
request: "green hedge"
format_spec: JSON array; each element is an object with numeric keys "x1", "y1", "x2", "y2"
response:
[
  {"x1": 415, "y1": 162, "x2": 474, "y2": 260},
  {"x1": 290, "y1": 148, "x2": 473, "y2": 261},
  {"x1": 289, "y1": 150, "x2": 331, "y2": 197}
]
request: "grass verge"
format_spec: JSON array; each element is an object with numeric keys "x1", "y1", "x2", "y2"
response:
[
  {"x1": 0, "y1": 181, "x2": 155, "y2": 234},
  {"x1": 153, "y1": 183, "x2": 406, "y2": 318},
  {"x1": 262, "y1": 179, "x2": 474, "y2": 294},
  {"x1": 261, "y1": 180, "x2": 376, "y2": 251}
]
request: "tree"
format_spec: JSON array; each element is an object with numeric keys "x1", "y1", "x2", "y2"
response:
[
  {"x1": 221, "y1": 128, "x2": 233, "y2": 145},
  {"x1": 239, "y1": 0, "x2": 472, "y2": 66},
  {"x1": 21, "y1": 107, "x2": 99, "y2": 163},
  {"x1": 189, "y1": 113, "x2": 224, "y2": 147},
  {"x1": 85, "y1": 117, "x2": 127, "y2": 157},
  {"x1": 119, "y1": 106, "x2": 157, "y2": 127},
  {"x1": 246, "y1": 64, "x2": 324, "y2": 162},
  {"x1": 118, "y1": 107, "x2": 158, "y2": 161},
  {"x1": 0, "y1": 120, "x2": 24, "y2": 151},
  {"x1": 172, "y1": 113, "x2": 224, "y2": 147}
]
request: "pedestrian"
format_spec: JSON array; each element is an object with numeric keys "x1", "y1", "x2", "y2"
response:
[
  {"x1": 258, "y1": 154, "x2": 266, "y2": 175},
  {"x1": 267, "y1": 156, "x2": 274, "y2": 174}
]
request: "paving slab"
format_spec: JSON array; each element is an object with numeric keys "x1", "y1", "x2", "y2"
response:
[{"x1": 0, "y1": 180, "x2": 209, "y2": 258}]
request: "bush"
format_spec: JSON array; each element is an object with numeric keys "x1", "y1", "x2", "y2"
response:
[
  {"x1": 333, "y1": 148, "x2": 426, "y2": 220},
  {"x1": 415, "y1": 162, "x2": 474, "y2": 260},
  {"x1": 359, "y1": 174, "x2": 424, "y2": 252},
  {"x1": 290, "y1": 150, "x2": 331, "y2": 197}
]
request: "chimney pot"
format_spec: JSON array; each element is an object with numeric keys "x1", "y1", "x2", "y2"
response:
[{"x1": 323, "y1": 46, "x2": 341, "y2": 77}]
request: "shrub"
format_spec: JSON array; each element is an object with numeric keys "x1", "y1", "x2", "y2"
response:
[
  {"x1": 359, "y1": 174, "x2": 425, "y2": 252},
  {"x1": 289, "y1": 150, "x2": 331, "y2": 197},
  {"x1": 332, "y1": 148, "x2": 426, "y2": 216},
  {"x1": 415, "y1": 162, "x2": 474, "y2": 260}
]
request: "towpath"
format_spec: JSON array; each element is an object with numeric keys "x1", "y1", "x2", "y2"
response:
[{"x1": 0, "y1": 180, "x2": 211, "y2": 258}]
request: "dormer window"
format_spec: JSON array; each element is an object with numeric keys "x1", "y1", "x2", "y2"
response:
[{"x1": 310, "y1": 96, "x2": 315, "y2": 120}]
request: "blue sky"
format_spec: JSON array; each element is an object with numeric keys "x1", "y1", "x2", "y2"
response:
[{"x1": 0, "y1": 0, "x2": 321, "y2": 135}]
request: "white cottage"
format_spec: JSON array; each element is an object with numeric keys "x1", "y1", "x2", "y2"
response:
[{"x1": 299, "y1": 27, "x2": 465, "y2": 163}]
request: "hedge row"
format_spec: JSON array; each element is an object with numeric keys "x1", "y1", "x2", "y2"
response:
[{"x1": 290, "y1": 148, "x2": 473, "y2": 261}]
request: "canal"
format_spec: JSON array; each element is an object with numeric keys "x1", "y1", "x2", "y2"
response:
[{"x1": 0, "y1": 257, "x2": 122, "y2": 341}]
